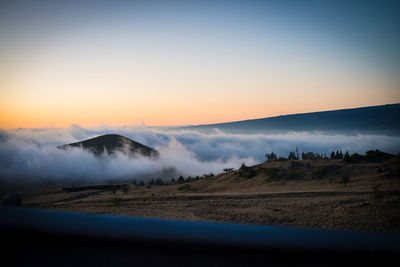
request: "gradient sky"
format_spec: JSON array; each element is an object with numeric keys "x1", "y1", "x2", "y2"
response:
[{"x1": 1, "y1": 0, "x2": 399, "y2": 128}]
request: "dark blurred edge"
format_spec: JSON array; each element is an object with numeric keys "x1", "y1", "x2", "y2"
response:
[{"x1": 1, "y1": 206, "x2": 399, "y2": 266}]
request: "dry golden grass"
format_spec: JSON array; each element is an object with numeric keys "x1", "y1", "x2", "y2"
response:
[{"x1": 22, "y1": 158, "x2": 400, "y2": 232}]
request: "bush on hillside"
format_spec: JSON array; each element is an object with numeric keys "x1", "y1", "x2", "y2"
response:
[{"x1": 239, "y1": 163, "x2": 256, "y2": 179}]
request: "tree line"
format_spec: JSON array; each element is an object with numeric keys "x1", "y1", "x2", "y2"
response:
[
  {"x1": 265, "y1": 149, "x2": 394, "y2": 162},
  {"x1": 132, "y1": 172, "x2": 215, "y2": 187},
  {"x1": 265, "y1": 147, "x2": 341, "y2": 161},
  {"x1": 132, "y1": 149, "x2": 395, "y2": 187}
]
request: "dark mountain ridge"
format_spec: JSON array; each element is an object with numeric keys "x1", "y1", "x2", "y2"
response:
[
  {"x1": 180, "y1": 103, "x2": 400, "y2": 135},
  {"x1": 58, "y1": 134, "x2": 159, "y2": 157}
]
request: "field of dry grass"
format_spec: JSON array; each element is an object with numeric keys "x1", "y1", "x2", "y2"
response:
[{"x1": 22, "y1": 157, "x2": 400, "y2": 233}]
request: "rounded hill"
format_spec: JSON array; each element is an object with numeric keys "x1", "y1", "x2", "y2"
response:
[{"x1": 58, "y1": 134, "x2": 159, "y2": 157}]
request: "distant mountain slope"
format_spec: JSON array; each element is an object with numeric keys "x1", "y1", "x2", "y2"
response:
[
  {"x1": 59, "y1": 134, "x2": 159, "y2": 157},
  {"x1": 180, "y1": 103, "x2": 400, "y2": 135}
]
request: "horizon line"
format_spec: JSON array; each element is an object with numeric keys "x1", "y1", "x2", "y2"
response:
[{"x1": 2, "y1": 102, "x2": 399, "y2": 130}]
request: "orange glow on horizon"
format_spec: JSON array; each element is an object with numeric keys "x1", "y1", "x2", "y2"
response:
[
  {"x1": 1, "y1": 98, "x2": 399, "y2": 129},
  {"x1": 2, "y1": 58, "x2": 399, "y2": 129}
]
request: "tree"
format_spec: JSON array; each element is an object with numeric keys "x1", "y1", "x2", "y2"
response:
[
  {"x1": 335, "y1": 150, "x2": 343, "y2": 159},
  {"x1": 148, "y1": 178, "x2": 155, "y2": 185},
  {"x1": 265, "y1": 152, "x2": 277, "y2": 161},
  {"x1": 139, "y1": 180, "x2": 145, "y2": 186},
  {"x1": 332, "y1": 150, "x2": 343, "y2": 159},
  {"x1": 155, "y1": 178, "x2": 164, "y2": 185},
  {"x1": 302, "y1": 152, "x2": 315, "y2": 160},
  {"x1": 203, "y1": 172, "x2": 214, "y2": 178},
  {"x1": 343, "y1": 151, "x2": 351, "y2": 163},
  {"x1": 288, "y1": 151, "x2": 298, "y2": 160},
  {"x1": 177, "y1": 175, "x2": 185, "y2": 184}
]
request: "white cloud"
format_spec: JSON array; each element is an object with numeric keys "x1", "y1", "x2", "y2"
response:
[{"x1": 1, "y1": 126, "x2": 399, "y2": 187}]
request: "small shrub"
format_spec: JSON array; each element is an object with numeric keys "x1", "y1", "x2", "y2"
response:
[
  {"x1": 372, "y1": 184, "x2": 382, "y2": 202},
  {"x1": 122, "y1": 186, "x2": 130, "y2": 194},
  {"x1": 312, "y1": 165, "x2": 341, "y2": 180},
  {"x1": 340, "y1": 176, "x2": 350, "y2": 187},
  {"x1": 178, "y1": 184, "x2": 192, "y2": 191},
  {"x1": 239, "y1": 163, "x2": 256, "y2": 179},
  {"x1": 264, "y1": 176, "x2": 278, "y2": 183},
  {"x1": 112, "y1": 198, "x2": 121, "y2": 206},
  {"x1": 290, "y1": 161, "x2": 304, "y2": 168},
  {"x1": 263, "y1": 168, "x2": 286, "y2": 181}
]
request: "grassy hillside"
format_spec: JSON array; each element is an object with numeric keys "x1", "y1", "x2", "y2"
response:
[{"x1": 22, "y1": 155, "x2": 400, "y2": 233}]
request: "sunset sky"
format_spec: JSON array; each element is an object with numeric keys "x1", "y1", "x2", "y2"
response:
[{"x1": 1, "y1": 0, "x2": 399, "y2": 128}]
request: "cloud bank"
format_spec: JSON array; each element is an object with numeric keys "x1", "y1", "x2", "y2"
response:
[{"x1": 1, "y1": 125, "x2": 400, "y2": 188}]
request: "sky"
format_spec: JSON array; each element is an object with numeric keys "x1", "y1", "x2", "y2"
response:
[{"x1": 1, "y1": 0, "x2": 399, "y2": 128}]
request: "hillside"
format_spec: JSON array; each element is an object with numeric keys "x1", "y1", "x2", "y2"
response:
[
  {"x1": 180, "y1": 103, "x2": 400, "y2": 134},
  {"x1": 22, "y1": 154, "x2": 400, "y2": 232},
  {"x1": 58, "y1": 134, "x2": 159, "y2": 157}
]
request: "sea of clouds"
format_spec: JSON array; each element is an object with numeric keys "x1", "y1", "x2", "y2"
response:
[{"x1": 1, "y1": 124, "x2": 400, "y2": 187}]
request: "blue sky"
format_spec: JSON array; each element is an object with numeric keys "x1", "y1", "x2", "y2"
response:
[{"x1": 1, "y1": 0, "x2": 399, "y2": 127}]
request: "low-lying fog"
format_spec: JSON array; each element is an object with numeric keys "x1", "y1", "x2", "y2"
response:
[{"x1": 1, "y1": 124, "x2": 400, "y2": 187}]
